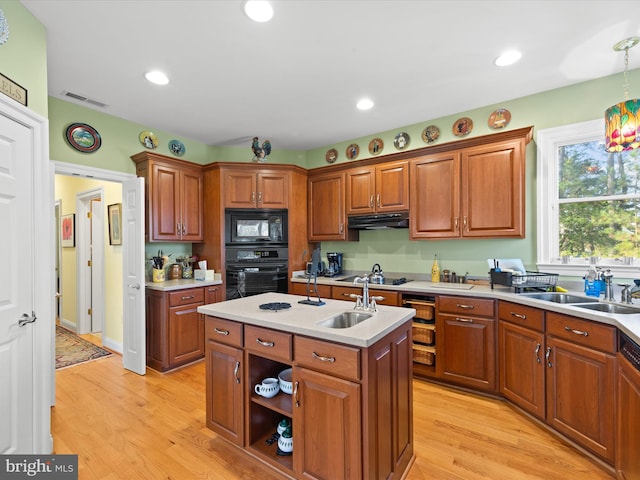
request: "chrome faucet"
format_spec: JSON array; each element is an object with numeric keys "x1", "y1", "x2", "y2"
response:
[
  {"x1": 602, "y1": 269, "x2": 614, "y2": 301},
  {"x1": 353, "y1": 276, "x2": 370, "y2": 310},
  {"x1": 620, "y1": 284, "x2": 633, "y2": 304}
]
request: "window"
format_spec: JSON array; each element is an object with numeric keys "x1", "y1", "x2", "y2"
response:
[{"x1": 537, "y1": 119, "x2": 640, "y2": 276}]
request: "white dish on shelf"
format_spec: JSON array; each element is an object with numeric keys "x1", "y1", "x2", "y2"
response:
[{"x1": 278, "y1": 368, "x2": 293, "y2": 394}]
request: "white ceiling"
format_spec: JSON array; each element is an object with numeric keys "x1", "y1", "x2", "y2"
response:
[{"x1": 20, "y1": 0, "x2": 640, "y2": 151}]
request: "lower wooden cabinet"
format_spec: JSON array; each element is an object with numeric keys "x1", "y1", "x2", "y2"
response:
[
  {"x1": 545, "y1": 313, "x2": 616, "y2": 464},
  {"x1": 146, "y1": 285, "x2": 218, "y2": 372},
  {"x1": 436, "y1": 296, "x2": 496, "y2": 392},
  {"x1": 498, "y1": 302, "x2": 546, "y2": 420},
  {"x1": 204, "y1": 315, "x2": 413, "y2": 479},
  {"x1": 331, "y1": 285, "x2": 400, "y2": 306},
  {"x1": 617, "y1": 348, "x2": 640, "y2": 479}
]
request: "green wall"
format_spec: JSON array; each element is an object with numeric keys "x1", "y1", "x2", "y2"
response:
[{"x1": 0, "y1": 0, "x2": 47, "y2": 117}]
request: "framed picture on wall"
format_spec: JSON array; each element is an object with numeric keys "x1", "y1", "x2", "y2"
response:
[
  {"x1": 108, "y1": 203, "x2": 122, "y2": 246},
  {"x1": 61, "y1": 214, "x2": 75, "y2": 248}
]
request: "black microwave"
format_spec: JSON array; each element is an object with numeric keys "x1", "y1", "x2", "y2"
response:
[{"x1": 225, "y1": 209, "x2": 288, "y2": 245}]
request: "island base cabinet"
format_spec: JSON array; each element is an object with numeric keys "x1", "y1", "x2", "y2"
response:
[
  {"x1": 546, "y1": 336, "x2": 615, "y2": 463},
  {"x1": 293, "y1": 367, "x2": 362, "y2": 480},
  {"x1": 617, "y1": 353, "x2": 640, "y2": 479},
  {"x1": 205, "y1": 340, "x2": 244, "y2": 446}
]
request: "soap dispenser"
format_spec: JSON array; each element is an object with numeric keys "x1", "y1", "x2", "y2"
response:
[
  {"x1": 584, "y1": 265, "x2": 601, "y2": 297},
  {"x1": 630, "y1": 279, "x2": 640, "y2": 300}
]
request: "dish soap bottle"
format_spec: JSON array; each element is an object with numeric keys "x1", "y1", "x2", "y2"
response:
[{"x1": 431, "y1": 255, "x2": 440, "y2": 283}]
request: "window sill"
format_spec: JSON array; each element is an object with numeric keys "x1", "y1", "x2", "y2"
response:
[{"x1": 537, "y1": 262, "x2": 640, "y2": 279}]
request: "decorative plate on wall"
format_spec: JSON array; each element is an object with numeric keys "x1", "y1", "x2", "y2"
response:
[
  {"x1": 452, "y1": 117, "x2": 473, "y2": 137},
  {"x1": 346, "y1": 144, "x2": 359, "y2": 160},
  {"x1": 326, "y1": 148, "x2": 338, "y2": 163},
  {"x1": 0, "y1": 9, "x2": 9, "y2": 45},
  {"x1": 393, "y1": 132, "x2": 410, "y2": 150},
  {"x1": 168, "y1": 139, "x2": 186, "y2": 156},
  {"x1": 368, "y1": 138, "x2": 384, "y2": 155},
  {"x1": 421, "y1": 125, "x2": 440, "y2": 144},
  {"x1": 139, "y1": 131, "x2": 158, "y2": 149},
  {"x1": 488, "y1": 108, "x2": 511, "y2": 129},
  {"x1": 65, "y1": 123, "x2": 102, "y2": 153}
]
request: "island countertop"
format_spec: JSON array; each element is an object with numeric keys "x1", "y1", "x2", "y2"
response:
[{"x1": 197, "y1": 292, "x2": 415, "y2": 347}]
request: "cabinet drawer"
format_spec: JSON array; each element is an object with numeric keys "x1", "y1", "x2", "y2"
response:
[
  {"x1": 290, "y1": 282, "x2": 332, "y2": 298},
  {"x1": 547, "y1": 312, "x2": 616, "y2": 353},
  {"x1": 168, "y1": 287, "x2": 204, "y2": 307},
  {"x1": 332, "y1": 285, "x2": 399, "y2": 306},
  {"x1": 498, "y1": 301, "x2": 545, "y2": 332},
  {"x1": 205, "y1": 316, "x2": 243, "y2": 348},
  {"x1": 438, "y1": 295, "x2": 495, "y2": 317},
  {"x1": 295, "y1": 336, "x2": 360, "y2": 381},
  {"x1": 245, "y1": 325, "x2": 292, "y2": 362}
]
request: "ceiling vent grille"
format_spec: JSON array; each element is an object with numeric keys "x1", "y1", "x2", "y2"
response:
[{"x1": 61, "y1": 90, "x2": 108, "y2": 108}]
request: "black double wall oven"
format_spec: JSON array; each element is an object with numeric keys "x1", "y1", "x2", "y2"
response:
[{"x1": 224, "y1": 209, "x2": 289, "y2": 299}]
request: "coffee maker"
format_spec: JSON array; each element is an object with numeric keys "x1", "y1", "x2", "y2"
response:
[{"x1": 325, "y1": 252, "x2": 343, "y2": 277}]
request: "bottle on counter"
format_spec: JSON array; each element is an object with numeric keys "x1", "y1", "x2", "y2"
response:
[
  {"x1": 431, "y1": 255, "x2": 440, "y2": 283},
  {"x1": 584, "y1": 264, "x2": 600, "y2": 297}
]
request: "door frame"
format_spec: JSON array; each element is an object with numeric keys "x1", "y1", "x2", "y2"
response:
[
  {"x1": 75, "y1": 188, "x2": 105, "y2": 335},
  {"x1": 52, "y1": 162, "x2": 142, "y2": 368}
]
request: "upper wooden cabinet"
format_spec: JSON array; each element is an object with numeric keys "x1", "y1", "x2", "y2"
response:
[
  {"x1": 223, "y1": 169, "x2": 289, "y2": 208},
  {"x1": 410, "y1": 133, "x2": 528, "y2": 239},
  {"x1": 308, "y1": 170, "x2": 358, "y2": 241},
  {"x1": 346, "y1": 160, "x2": 409, "y2": 215},
  {"x1": 131, "y1": 152, "x2": 204, "y2": 242}
]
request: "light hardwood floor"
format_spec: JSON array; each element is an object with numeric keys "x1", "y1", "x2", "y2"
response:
[{"x1": 52, "y1": 352, "x2": 614, "y2": 480}]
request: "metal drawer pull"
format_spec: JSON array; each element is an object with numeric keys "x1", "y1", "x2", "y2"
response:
[
  {"x1": 312, "y1": 351, "x2": 336, "y2": 363},
  {"x1": 293, "y1": 381, "x2": 300, "y2": 407},
  {"x1": 256, "y1": 338, "x2": 275, "y2": 347},
  {"x1": 233, "y1": 361, "x2": 241, "y2": 384},
  {"x1": 546, "y1": 346, "x2": 552, "y2": 367},
  {"x1": 456, "y1": 303, "x2": 474, "y2": 310},
  {"x1": 564, "y1": 326, "x2": 588, "y2": 337},
  {"x1": 455, "y1": 317, "x2": 474, "y2": 323},
  {"x1": 214, "y1": 327, "x2": 230, "y2": 336},
  {"x1": 181, "y1": 295, "x2": 195, "y2": 300},
  {"x1": 510, "y1": 312, "x2": 527, "y2": 320},
  {"x1": 535, "y1": 343, "x2": 541, "y2": 363}
]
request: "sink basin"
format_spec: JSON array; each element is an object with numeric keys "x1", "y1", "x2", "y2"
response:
[
  {"x1": 574, "y1": 303, "x2": 640, "y2": 314},
  {"x1": 318, "y1": 311, "x2": 373, "y2": 329},
  {"x1": 519, "y1": 293, "x2": 596, "y2": 304}
]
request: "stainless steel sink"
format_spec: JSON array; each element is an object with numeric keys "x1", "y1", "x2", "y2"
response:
[
  {"x1": 318, "y1": 311, "x2": 373, "y2": 329},
  {"x1": 519, "y1": 293, "x2": 596, "y2": 304},
  {"x1": 573, "y1": 303, "x2": 640, "y2": 314}
]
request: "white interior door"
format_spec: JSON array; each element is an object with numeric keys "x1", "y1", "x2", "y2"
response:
[
  {"x1": 122, "y1": 177, "x2": 146, "y2": 375},
  {"x1": 0, "y1": 99, "x2": 51, "y2": 453}
]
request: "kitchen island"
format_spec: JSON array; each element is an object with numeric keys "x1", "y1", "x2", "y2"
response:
[{"x1": 198, "y1": 292, "x2": 416, "y2": 480}]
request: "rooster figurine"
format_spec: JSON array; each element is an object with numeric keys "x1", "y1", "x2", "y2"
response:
[{"x1": 251, "y1": 137, "x2": 272, "y2": 163}]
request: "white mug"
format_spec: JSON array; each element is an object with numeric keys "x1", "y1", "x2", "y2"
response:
[{"x1": 255, "y1": 377, "x2": 279, "y2": 398}]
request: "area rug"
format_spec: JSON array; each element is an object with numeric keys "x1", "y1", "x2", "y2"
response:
[{"x1": 56, "y1": 326, "x2": 112, "y2": 369}]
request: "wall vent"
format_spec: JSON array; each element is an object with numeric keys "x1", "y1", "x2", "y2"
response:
[{"x1": 61, "y1": 90, "x2": 108, "y2": 108}]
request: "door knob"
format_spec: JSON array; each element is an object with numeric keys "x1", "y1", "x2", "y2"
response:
[
  {"x1": 127, "y1": 283, "x2": 141, "y2": 290},
  {"x1": 18, "y1": 312, "x2": 37, "y2": 327}
]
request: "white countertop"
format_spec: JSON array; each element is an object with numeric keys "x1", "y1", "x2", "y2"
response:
[
  {"x1": 291, "y1": 275, "x2": 640, "y2": 344},
  {"x1": 146, "y1": 278, "x2": 223, "y2": 292},
  {"x1": 197, "y1": 292, "x2": 415, "y2": 348}
]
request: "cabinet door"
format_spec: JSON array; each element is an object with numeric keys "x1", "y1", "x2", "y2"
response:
[
  {"x1": 168, "y1": 304, "x2": 205, "y2": 367},
  {"x1": 375, "y1": 160, "x2": 409, "y2": 213},
  {"x1": 499, "y1": 321, "x2": 545, "y2": 419},
  {"x1": 308, "y1": 171, "x2": 355, "y2": 241},
  {"x1": 145, "y1": 290, "x2": 168, "y2": 370},
  {"x1": 346, "y1": 167, "x2": 375, "y2": 215},
  {"x1": 224, "y1": 170, "x2": 258, "y2": 208},
  {"x1": 409, "y1": 152, "x2": 460, "y2": 239},
  {"x1": 257, "y1": 171, "x2": 289, "y2": 208},
  {"x1": 150, "y1": 162, "x2": 181, "y2": 241},
  {"x1": 205, "y1": 340, "x2": 244, "y2": 446},
  {"x1": 546, "y1": 336, "x2": 615, "y2": 463},
  {"x1": 293, "y1": 367, "x2": 361, "y2": 480},
  {"x1": 461, "y1": 139, "x2": 525, "y2": 238},
  {"x1": 180, "y1": 168, "x2": 204, "y2": 241},
  {"x1": 617, "y1": 355, "x2": 640, "y2": 479},
  {"x1": 436, "y1": 313, "x2": 496, "y2": 391}
]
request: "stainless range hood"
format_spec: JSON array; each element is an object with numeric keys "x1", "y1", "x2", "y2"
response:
[{"x1": 347, "y1": 212, "x2": 409, "y2": 230}]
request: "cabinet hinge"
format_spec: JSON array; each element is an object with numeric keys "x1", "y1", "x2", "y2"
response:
[{"x1": 87, "y1": 260, "x2": 92, "y2": 267}]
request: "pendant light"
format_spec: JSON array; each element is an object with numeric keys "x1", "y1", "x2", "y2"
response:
[{"x1": 605, "y1": 36, "x2": 640, "y2": 152}]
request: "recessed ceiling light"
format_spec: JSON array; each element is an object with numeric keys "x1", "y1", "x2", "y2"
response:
[
  {"x1": 145, "y1": 70, "x2": 169, "y2": 85},
  {"x1": 356, "y1": 98, "x2": 374, "y2": 111},
  {"x1": 244, "y1": 1, "x2": 274, "y2": 23},
  {"x1": 494, "y1": 50, "x2": 522, "y2": 67}
]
